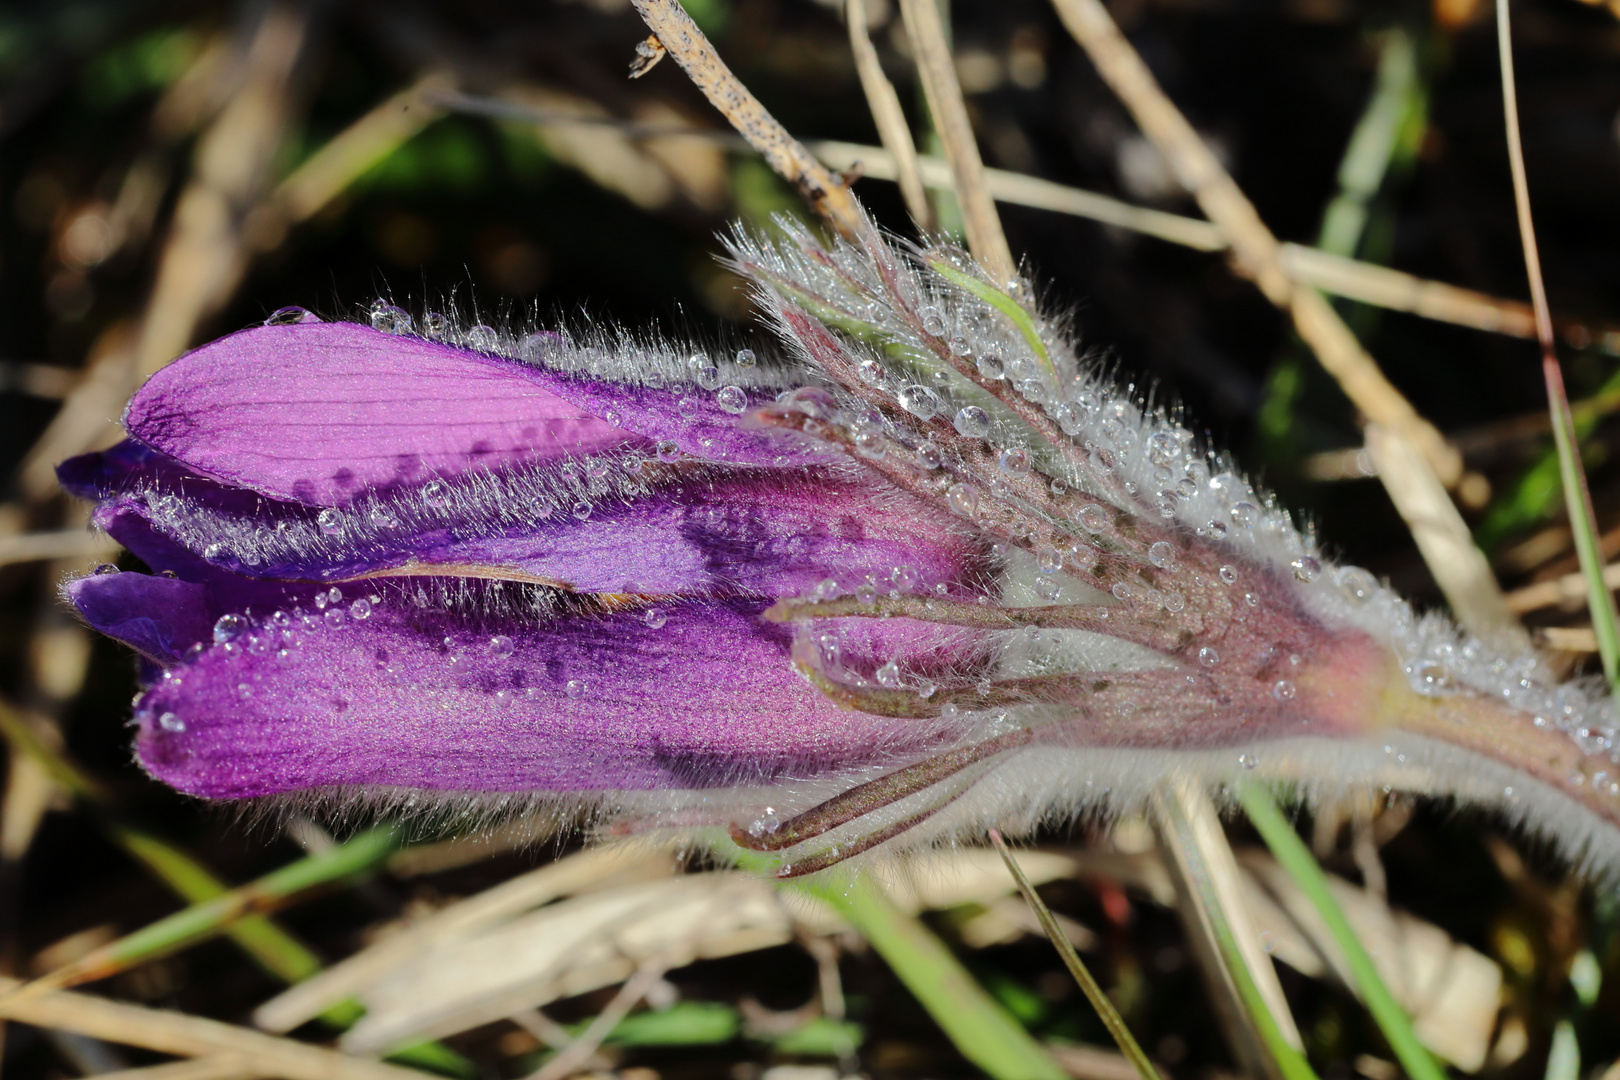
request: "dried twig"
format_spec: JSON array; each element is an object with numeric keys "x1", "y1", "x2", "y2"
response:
[
  {"x1": 1048, "y1": 0, "x2": 1523, "y2": 643},
  {"x1": 0, "y1": 530, "x2": 121, "y2": 570},
  {"x1": 895, "y1": 0, "x2": 1014, "y2": 281},
  {"x1": 628, "y1": 0, "x2": 863, "y2": 236},
  {"x1": 846, "y1": 0, "x2": 933, "y2": 230}
]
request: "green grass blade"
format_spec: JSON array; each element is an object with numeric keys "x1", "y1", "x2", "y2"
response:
[
  {"x1": 788, "y1": 871, "x2": 1067, "y2": 1080},
  {"x1": 925, "y1": 257, "x2": 1054, "y2": 378},
  {"x1": 988, "y1": 830, "x2": 1159, "y2": 1080},
  {"x1": 37, "y1": 826, "x2": 400, "y2": 990},
  {"x1": 1237, "y1": 782, "x2": 1447, "y2": 1080}
]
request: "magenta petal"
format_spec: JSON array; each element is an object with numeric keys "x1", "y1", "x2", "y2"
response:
[
  {"x1": 126, "y1": 323, "x2": 639, "y2": 507},
  {"x1": 133, "y1": 600, "x2": 950, "y2": 797}
]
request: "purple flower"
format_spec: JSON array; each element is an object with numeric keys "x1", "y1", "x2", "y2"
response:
[{"x1": 59, "y1": 225, "x2": 1620, "y2": 875}]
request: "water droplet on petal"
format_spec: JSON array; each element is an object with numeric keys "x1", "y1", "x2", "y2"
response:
[
  {"x1": 265, "y1": 305, "x2": 318, "y2": 326},
  {"x1": 643, "y1": 607, "x2": 667, "y2": 629},
  {"x1": 1036, "y1": 577, "x2": 1062, "y2": 601},
  {"x1": 657, "y1": 440, "x2": 682, "y2": 463},
  {"x1": 1036, "y1": 544, "x2": 1063, "y2": 573},
  {"x1": 854, "y1": 431, "x2": 885, "y2": 459},
  {"x1": 324, "y1": 608, "x2": 345, "y2": 628},
  {"x1": 488, "y1": 634, "x2": 514, "y2": 658},
  {"x1": 946, "y1": 483, "x2": 979, "y2": 517},
  {"x1": 976, "y1": 353, "x2": 1005, "y2": 380},
  {"x1": 876, "y1": 660, "x2": 903, "y2": 688},
  {"x1": 1231, "y1": 501, "x2": 1258, "y2": 527},
  {"x1": 1078, "y1": 505, "x2": 1108, "y2": 533},
  {"x1": 1336, "y1": 566, "x2": 1379, "y2": 603},
  {"x1": 93, "y1": 562, "x2": 120, "y2": 575},
  {"x1": 735, "y1": 348, "x2": 756, "y2": 368},
  {"x1": 1148, "y1": 541, "x2": 1178, "y2": 570},
  {"x1": 1219, "y1": 565, "x2": 1239, "y2": 585},
  {"x1": 1410, "y1": 660, "x2": 1457, "y2": 696},
  {"x1": 915, "y1": 442, "x2": 944, "y2": 470},
  {"x1": 1273, "y1": 680, "x2": 1297, "y2": 701},
  {"x1": 1291, "y1": 556, "x2": 1322, "y2": 582},
  {"x1": 464, "y1": 324, "x2": 499, "y2": 351},
  {"x1": 948, "y1": 335, "x2": 971, "y2": 357},
  {"x1": 998, "y1": 447, "x2": 1030, "y2": 474},
  {"x1": 369, "y1": 303, "x2": 412, "y2": 334},
  {"x1": 158, "y1": 711, "x2": 185, "y2": 733},
  {"x1": 898, "y1": 384, "x2": 942, "y2": 420},
  {"x1": 421, "y1": 312, "x2": 450, "y2": 340},
  {"x1": 1147, "y1": 431, "x2": 1180, "y2": 467},
  {"x1": 214, "y1": 614, "x2": 249, "y2": 644},
  {"x1": 920, "y1": 307, "x2": 946, "y2": 336},
  {"x1": 565, "y1": 678, "x2": 588, "y2": 699},
  {"x1": 716, "y1": 385, "x2": 747, "y2": 413},
  {"x1": 317, "y1": 508, "x2": 343, "y2": 535},
  {"x1": 954, "y1": 406, "x2": 991, "y2": 438},
  {"x1": 422, "y1": 480, "x2": 450, "y2": 509},
  {"x1": 689, "y1": 354, "x2": 721, "y2": 389},
  {"x1": 350, "y1": 598, "x2": 372, "y2": 620}
]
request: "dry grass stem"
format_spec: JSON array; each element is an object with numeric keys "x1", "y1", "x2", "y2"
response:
[
  {"x1": 253, "y1": 843, "x2": 676, "y2": 1034},
  {"x1": 1537, "y1": 626, "x2": 1599, "y2": 653},
  {"x1": 1507, "y1": 563, "x2": 1620, "y2": 614},
  {"x1": 895, "y1": 0, "x2": 1015, "y2": 281},
  {"x1": 627, "y1": 0, "x2": 863, "y2": 236},
  {"x1": 523, "y1": 959, "x2": 672, "y2": 1080},
  {"x1": 266, "y1": 74, "x2": 452, "y2": 230},
  {"x1": 79, "y1": 1056, "x2": 261, "y2": 1080},
  {"x1": 1151, "y1": 780, "x2": 1304, "y2": 1067},
  {"x1": 845, "y1": 0, "x2": 933, "y2": 230},
  {"x1": 1048, "y1": 0, "x2": 1522, "y2": 639},
  {"x1": 0, "y1": 530, "x2": 121, "y2": 569},
  {"x1": 1048, "y1": 0, "x2": 1459, "y2": 492},
  {"x1": 0, "y1": 977, "x2": 424, "y2": 1080},
  {"x1": 814, "y1": 139, "x2": 1593, "y2": 348},
  {"x1": 1364, "y1": 424, "x2": 1525, "y2": 646}
]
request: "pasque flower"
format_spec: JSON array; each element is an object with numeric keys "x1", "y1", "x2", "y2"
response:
[{"x1": 61, "y1": 214, "x2": 1620, "y2": 875}]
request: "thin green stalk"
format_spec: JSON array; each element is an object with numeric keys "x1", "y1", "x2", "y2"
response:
[
  {"x1": 988, "y1": 830, "x2": 1158, "y2": 1080},
  {"x1": 792, "y1": 871, "x2": 1068, "y2": 1080},
  {"x1": 1237, "y1": 783, "x2": 1446, "y2": 1080},
  {"x1": 32, "y1": 827, "x2": 400, "y2": 991},
  {"x1": 1495, "y1": 0, "x2": 1620, "y2": 687}
]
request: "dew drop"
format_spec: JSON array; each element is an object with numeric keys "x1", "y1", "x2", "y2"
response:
[
  {"x1": 265, "y1": 305, "x2": 318, "y2": 326},
  {"x1": 1410, "y1": 660, "x2": 1457, "y2": 696},
  {"x1": 1239, "y1": 753, "x2": 1258, "y2": 770},
  {"x1": 998, "y1": 447, "x2": 1030, "y2": 474},
  {"x1": 1148, "y1": 541, "x2": 1178, "y2": 570},
  {"x1": 369, "y1": 506, "x2": 398, "y2": 529},
  {"x1": 1036, "y1": 577, "x2": 1062, "y2": 601},
  {"x1": 565, "y1": 678, "x2": 587, "y2": 699},
  {"x1": 422, "y1": 480, "x2": 450, "y2": 509},
  {"x1": 920, "y1": 307, "x2": 946, "y2": 336},
  {"x1": 1111, "y1": 582, "x2": 1133, "y2": 602},
  {"x1": 715, "y1": 385, "x2": 748, "y2": 414},
  {"x1": 93, "y1": 562, "x2": 120, "y2": 575},
  {"x1": 1273, "y1": 680, "x2": 1297, "y2": 702},
  {"x1": 1078, "y1": 505, "x2": 1109, "y2": 533},
  {"x1": 1147, "y1": 431, "x2": 1180, "y2": 467},
  {"x1": 317, "y1": 508, "x2": 344, "y2": 535},
  {"x1": 571, "y1": 501, "x2": 593, "y2": 519},
  {"x1": 643, "y1": 607, "x2": 668, "y2": 629},
  {"x1": 1291, "y1": 556, "x2": 1322, "y2": 583},
  {"x1": 689, "y1": 354, "x2": 721, "y2": 390},
  {"x1": 954, "y1": 405, "x2": 991, "y2": 438},
  {"x1": 158, "y1": 711, "x2": 185, "y2": 733},
  {"x1": 324, "y1": 608, "x2": 345, "y2": 628},
  {"x1": 898, "y1": 384, "x2": 943, "y2": 420},
  {"x1": 1197, "y1": 647, "x2": 1219, "y2": 667},
  {"x1": 876, "y1": 660, "x2": 903, "y2": 688},
  {"x1": 369, "y1": 303, "x2": 412, "y2": 334},
  {"x1": 1036, "y1": 544, "x2": 1063, "y2": 574},
  {"x1": 948, "y1": 335, "x2": 971, "y2": 357},
  {"x1": 421, "y1": 312, "x2": 450, "y2": 340},
  {"x1": 946, "y1": 483, "x2": 979, "y2": 517},
  {"x1": 464, "y1": 324, "x2": 499, "y2": 351},
  {"x1": 213, "y1": 613, "x2": 249, "y2": 644},
  {"x1": 1230, "y1": 501, "x2": 1258, "y2": 528},
  {"x1": 854, "y1": 431, "x2": 885, "y2": 459},
  {"x1": 1335, "y1": 566, "x2": 1379, "y2": 604},
  {"x1": 735, "y1": 348, "x2": 756, "y2": 368},
  {"x1": 203, "y1": 543, "x2": 229, "y2": 563},
  {"x1": 656, "y1": 440, "x2": 682, "y2": 463},
  {"x1": 976, "y1": 353, "x2": 1005, "y2": 380},
  {"x1": 857, "y1": 358, "x2": 885, "y2": 385},
  {"x1": 1218, "y1": 565, "x2": 1238, "y2": 585},
  {"x1": 855, "y1": 582, "x2": 878, "y2": 605},
  {"x1": 488, "y1": 634, "x2": 515, "y2": 658},
  {"x1": 1068, "y1": 543, "x2": 1099, "y2": 571},
  {"x1": 915, "y1": 442, "x2": 944, "y2": 470},
  {"x1": 350, "y1": 597, "x2": 372, "y2": 620}
]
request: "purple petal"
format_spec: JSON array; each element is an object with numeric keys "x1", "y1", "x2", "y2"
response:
[
  {"x1": 131, "y1": 596, "x2": 957, "y2": 797},
  {"x1": 65, "y1": 572, "x2": 216, "y2": 664},
  {"x1": 126, "y1": 323, "x2": 639, "y2": 507},
  {"x1": 122, "y1": 323, "x2": 830, "y2": 509}
]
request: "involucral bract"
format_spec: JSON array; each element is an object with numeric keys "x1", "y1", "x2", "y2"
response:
[{"x1": 58, "y1": 212, "x2": 1620, "y2": 877}]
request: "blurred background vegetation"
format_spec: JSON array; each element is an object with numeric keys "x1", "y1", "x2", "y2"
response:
[{"x1": 3, "y1": 0, "x2": 1620, "y2": 1077}]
